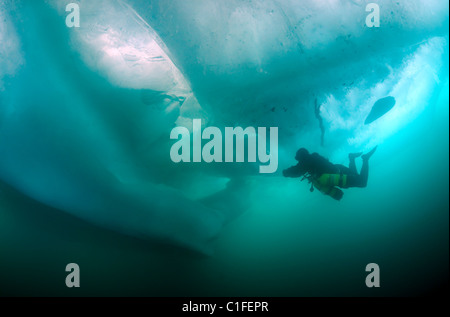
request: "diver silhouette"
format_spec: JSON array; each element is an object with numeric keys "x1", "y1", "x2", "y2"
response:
[{"x1": 282, "y1": 147, "x2": 377, "y2": 200}]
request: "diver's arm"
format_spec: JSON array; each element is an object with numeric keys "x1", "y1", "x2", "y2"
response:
[{"x1": 282, "y1": 164, "x2": 306, "y2": 178}]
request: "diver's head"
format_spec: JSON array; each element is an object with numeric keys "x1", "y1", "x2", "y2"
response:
[{"x1": 295, "y1": 148, "x2": 309, "y2": 162}]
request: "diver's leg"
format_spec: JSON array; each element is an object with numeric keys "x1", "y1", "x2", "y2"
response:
[
  {"x1": 348, "y1": 152, "x2": 362, "y2": 174},
  {"x1": 345, "y1": 147, "x2": 377, "y2": 188},
  {"x1": 345, "y1": 170, "x2": 366, "y2": 188},
  {"x1": 357, "y1": 146, "x2": 377, "y2": 187},
  {"x1": 359, "y1": 158, "x2": 369, "y2": 187}
]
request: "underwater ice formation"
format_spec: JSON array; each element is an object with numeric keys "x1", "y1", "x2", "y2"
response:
[{"x1": 0, "y1": 0, "x2": 448, "y2": 253}]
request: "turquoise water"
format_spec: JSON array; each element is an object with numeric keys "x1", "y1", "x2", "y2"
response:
[{"x1": 0, "y1": 0, "x2": 448, "y2": 296}]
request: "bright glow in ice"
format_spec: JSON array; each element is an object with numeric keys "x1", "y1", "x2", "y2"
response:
[{"x1": 320, "y1": 37, "x2": 447, "y2": 153}]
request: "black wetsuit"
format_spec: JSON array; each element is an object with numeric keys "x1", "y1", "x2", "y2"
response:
[
  {"x1": 283, "y1": 153, "x2": 338, "y2": 177},
  {"x1": 283, "y1": 153, "x2": 369, "y2": 188}
]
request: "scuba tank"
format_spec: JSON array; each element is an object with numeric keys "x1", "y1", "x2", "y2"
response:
[
  {"x1": 301, "y1": 173, "x2": 345, "y2": 201},
  {"x1": 316, "y1": 173, "x2": 348, "y2": 188}
]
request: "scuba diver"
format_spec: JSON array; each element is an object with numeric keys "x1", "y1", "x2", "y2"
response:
[{"x1": 282, "y1": 147, "x2": 377, "y2": 201}]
